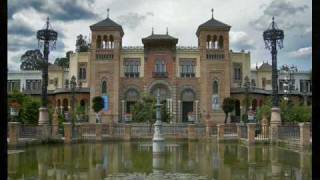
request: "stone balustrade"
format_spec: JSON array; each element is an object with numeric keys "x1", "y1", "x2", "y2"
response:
[{"x1": 7, "y1": 121, "x2": 311, "y2": 148}]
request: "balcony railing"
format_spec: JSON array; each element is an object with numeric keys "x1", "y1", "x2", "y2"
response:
[
  {"x1": 180, "y1": 73, "x2": 195, "y2": 78},
  {"x1": 95, "y1": 49, "x2": 114, "y2": 60},
  {"x1": 152, "y1": 72, "x2": 168, "y2": 78},
  {"x1": 125, "y1": 72, "x2": 140, "y2": 78}
]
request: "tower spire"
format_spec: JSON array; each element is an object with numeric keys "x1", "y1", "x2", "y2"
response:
[
  {"x1": 46, "y1": 16, "x2": 50, "y2": 29},
  {"x1": 107, "y1": 8, "x2": 110, "y2": 18},
  {"x1": 152, "y1": 27, "x2": 154, "y2": 35},
  {"x1": 211, "y1": 8, "x2": 214, "y2": 19},
  {"x1": 166, "y1": 27, "x2": 168, "y2": 35}
]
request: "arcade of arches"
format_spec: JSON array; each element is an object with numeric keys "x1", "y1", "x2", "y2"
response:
[{"x1": 120, "y1": 83, "x2": 200, "y2": 123}]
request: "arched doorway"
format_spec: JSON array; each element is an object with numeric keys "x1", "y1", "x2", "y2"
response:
[
  {"x1": 150, "y1": 83, "x2": 171, "y2": 122},
  {"x1": 212, "y1": 80, "x2": 220, "y2": 110},
  {"x1": 181, "y1": 89, "x2": 196, "y2": 122},
  {"x1": 62, "y1": 99, "x2": 68, "y2": 112},
  {"x1": 252, "y1": 99, "x2": 257, "y2": 111},
  {"x1": 235, "y1": 99, "x2": 240, "y2": 117}
]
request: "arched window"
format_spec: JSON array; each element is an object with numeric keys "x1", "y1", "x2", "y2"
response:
[
  {"x1": 101, "y1": 80, "x2": 107, "y2": 94},
  {"x1": 213, "y1": 81, "x2": 219, "y2": 94},
  {"x1": 103, "y1": 35, "x2": 108, "y2": 49},
  {"x1": 80, "y1": 99, "x2": 85, "y2": 107},
  {"x1": 57, "y1": 99, "x2": 61, "y2": 107},
  {"x1": 218, "y1": 35, "x2": 224, "y2": 49},
  {"x1": 96, "y1": 35, "x2": 101, "y2": 49},
  {"x1": 109, "y1": 35, "x2": 114, "y2": 49},
  {"x1": 262, "y1": 78, "x2": 266, "y2": 89},
  {"x1": 207, "y1": 35, "x2": 211, "y2": 49},
  {"x1": 212, "y1": 35, "x2": 217, "y2": 49},
  {"x1": 251, "y1": 79, "x2": 256, "y2": 88},
  {"x1": 182, "y1": 89, "x2": 195, "y2": 102},
  {"x1": 63, "y1": 99, "x2": 68, "y2": 112},
  {"x1": 252, "y1": 99, "x2": 257, "y2": 111}
]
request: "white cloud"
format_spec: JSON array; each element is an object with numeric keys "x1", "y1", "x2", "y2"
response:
[
  {"x1": 288, "y1": 47, "x2": 312, "y2": 59},
  {"x1": 230, "y1": 31, "x2": 255, "y2": 50},
  {"x1": 7, "y1": 0, "x2": 312, "y2": 71}
]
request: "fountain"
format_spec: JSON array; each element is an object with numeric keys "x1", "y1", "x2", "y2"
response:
[{"x1": 153, "y1": 89, "x2": 165, "y2": 154}]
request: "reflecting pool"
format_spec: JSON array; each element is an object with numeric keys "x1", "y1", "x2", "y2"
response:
[{"x1": 8, "y1": 141, "x2": 311, "y2": 179}]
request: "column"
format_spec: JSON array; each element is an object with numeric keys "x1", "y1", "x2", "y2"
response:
[
  {"x1": 177, "y1": 100, "x2": 181, "y2": 123},
  {"x1": 63, "y1": 122, "x2": 72, "y2": 143},
  {"x1": 8, "y1": 122, "x2": 20, "y2": 145},
  {"x1": 261, "y1": 117, "x2": 269, "y2": 138},
  {"x1": 188, "y1": 124, "x2": 196, "y2": 140},
  {"x1": 195, "y1": 100, "x2": 199, "y2": 123},
  {"x1": 247, "y1": 123, "x2": 256, "y2": 144},
  {"x1": 121, "y1": 100, "x2": 125, "y2": 122},
  {"x1": 299, "y1": 123, "x2": 311, "y2": 147},
  {"x1": 236, "y1": 123, "x2": 242, "y2": 139},
  {"x1": 52, "y1": 111, "x2": 59, "y2": 137},
  {"x1": 217, "y1": 124, "x2": 224, "y2": 141},
  {"x1": 96, "y1": 123, "x2": 102, "y2": 141},
  {"x1": 124, "y1": 124, "x2": 131, "y2": 141}
]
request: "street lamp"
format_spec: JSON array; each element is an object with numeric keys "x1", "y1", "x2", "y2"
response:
[
  {"x1": 37, "y1": 17, "x2": 58, "y2": 125},
  {"x1": 69, "y1": 75, "x2": 78, "y2": 137},
  {"x1": 243, "y1": 76, "x2": 252, "y2": 123},
  {"x1": 263, "y1": 16, "x2": 284, "y2": 124}
]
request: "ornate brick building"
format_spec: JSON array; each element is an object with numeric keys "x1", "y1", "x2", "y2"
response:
[
  {"x1": 74, "y1": 13, "x2": 233, "y2": 123},
  {"x1": 8, "y1": 11, "x2": 312, "y2": 124}
]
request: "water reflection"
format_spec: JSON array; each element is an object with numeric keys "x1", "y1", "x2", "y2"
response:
[{"x1": 8, "y1": 141, "x2": 311, "y2": 179}]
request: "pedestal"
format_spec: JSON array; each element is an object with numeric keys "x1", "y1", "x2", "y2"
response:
[
  {"x1": 38, "y1": 107, "x2": 49, "y2": 125},
  {"x1": 153, "y1": 121, "x2": 164, "y2": 154},
  {"x1": 270, "y1": 107, "x2": 281, "y2": 143},
  {"x1": 52, "y1": 111, "x2": 59, "y2": 137},
  {"x1": 8, "y1": 122, "x2": 20, "y2": 145},
  {"x1": 270, "y1": 107, "x2": 281, "y2": 124},
  {"x1": 247, "y1": 123, "x2": 256, "y2": 144}
]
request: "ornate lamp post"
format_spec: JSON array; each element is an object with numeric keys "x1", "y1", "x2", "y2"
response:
[
  {"x1": 70, "y1": 75, "x2": 78, "y2": 137},
  {"x1": 153, "y1": 89, "x2": 165, "y2": 154},
  {"x1": 37, "y1": 17, "x2": 58, "y2": 125},
  {"x1": 263, "y1": 17, "x2": 284, "y2": 124}
]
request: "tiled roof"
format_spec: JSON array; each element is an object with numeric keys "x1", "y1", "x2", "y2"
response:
[
  {"x1": 142, "y1": 34, "x2": 178, "y2": 44},
  {"x1": 90, "y1": 17, "x2": 124, "y2": 36},
  {"x1": 196, "y1": 17, "x2": 231, "y2": 36},
  {"x1": 258, "y1": 63, "x2": 272, "y2": 71}
]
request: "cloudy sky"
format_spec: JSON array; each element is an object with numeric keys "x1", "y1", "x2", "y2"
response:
[{"x1": 8, "y1": 0, "x2": 312, "y2": 71}]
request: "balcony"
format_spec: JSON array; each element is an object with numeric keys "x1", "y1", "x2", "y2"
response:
[
  {"x1": 180, "y1": 73, "x2": 195, "y2": 78},
  {"x1": 152, "y1": 72, "x2": 168, "y2": 78},
  {"x1": 125, "y1": 72, "x2": 140, "y2": 78},
  {"x1": 95, "y1": 49, "x2": 114, "y2": 61}
]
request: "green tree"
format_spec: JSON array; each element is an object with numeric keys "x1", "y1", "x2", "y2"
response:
[
  {"x1": 131, "y1": 93, "x2": 170, "y2": 131},
  {"x1": 222, "y1": 97, "x2": 235, "y2": 124},
  {"x1": 19, "y1": 97, "x2": 41, "y2": 124},
  {"x1": 280, "y1": 97, "x2": 311, "y2": 122},
  {"x1": 20, "y1": 49, "x2": 43, "y2": 70},
  {"x1": 131, "y1": 93, "x2": 156, "y2": 124},
  {"x1": 256, "y1": 97, "x2": 272, "y2": 122},
  {"x1": 54, "y1": 51, "x2": 73, "y2": 69},
  {"x1": 92, "y1": 96, "x2": 104, "y2": 123}
]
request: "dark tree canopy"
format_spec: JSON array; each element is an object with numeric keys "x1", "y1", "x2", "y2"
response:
[
  {"x1": 54, "y1": 51, "x2": 73, "y2": 69},
  {"x1": 222, "y1": 97, "x2": 235, "y2": 123},
  {"x1": 20, "y1": 49, "x2": 43, "y2": 70},
  {"x1": 76, "y1": 34, "x2": 89, "y2": 52},
  {"x1": 92, "y1": 96, "x2": 104, "y2": 113}
]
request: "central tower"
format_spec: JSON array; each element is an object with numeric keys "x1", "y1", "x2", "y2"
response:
[
  {"x1": 89, "y1": 9, "x2": 124, "y2": 123},
  {"x1": 197, "y1": 9, "x2": 231, "y2": 123}
]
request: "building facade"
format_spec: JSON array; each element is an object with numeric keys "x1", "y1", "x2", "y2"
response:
[{"x1": 8, "y1": 13, "x2": 312, "y2": 124}]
